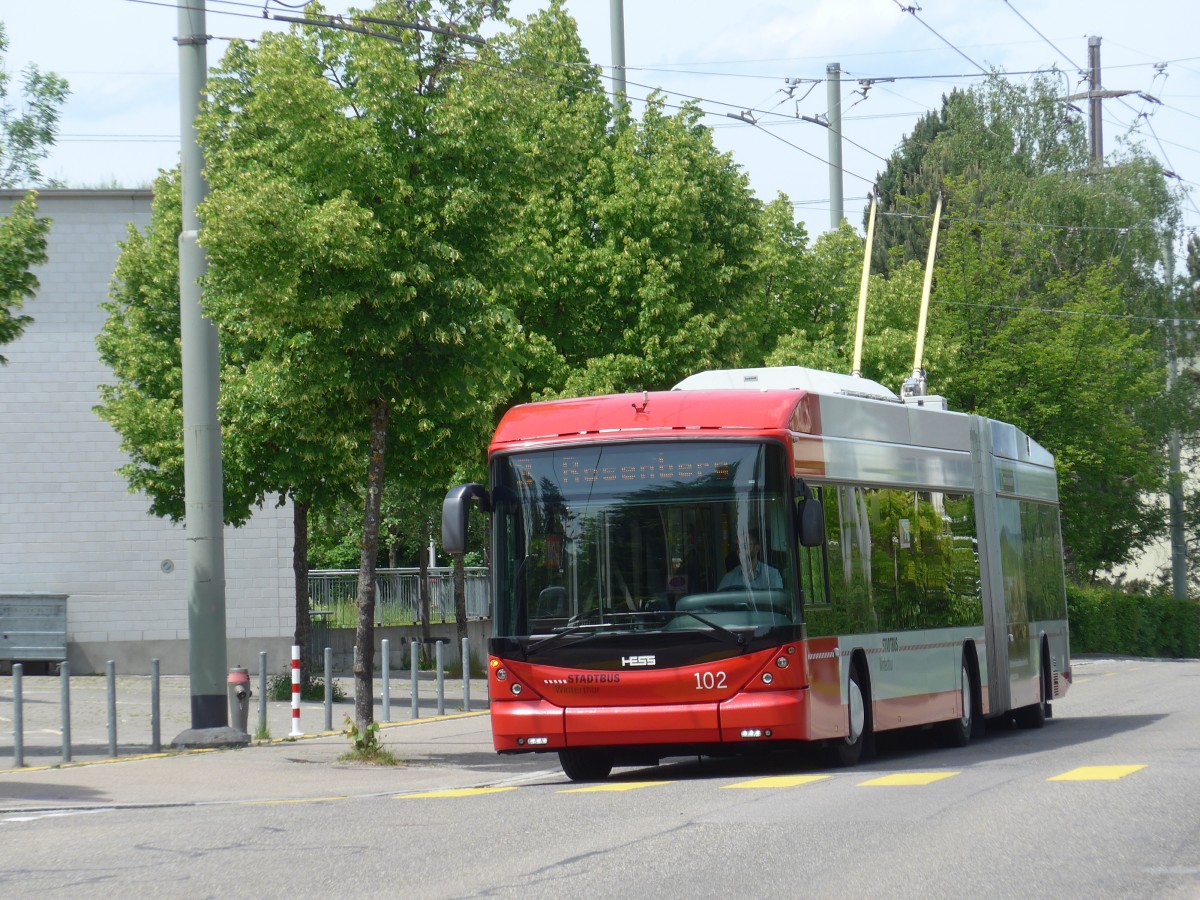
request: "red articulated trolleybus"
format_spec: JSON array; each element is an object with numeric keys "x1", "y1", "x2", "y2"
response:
[{"x1": 442, "y1": 366, "x2": 1071, "y2": 781}]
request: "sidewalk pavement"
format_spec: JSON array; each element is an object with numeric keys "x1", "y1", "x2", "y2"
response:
[{"x1": 0, "y1": 673, "x2": 530, "y2": 814}]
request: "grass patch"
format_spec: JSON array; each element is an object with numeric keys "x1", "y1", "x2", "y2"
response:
[{"x1": 338, "y1": 716, "x2": 402, "y2": 766}]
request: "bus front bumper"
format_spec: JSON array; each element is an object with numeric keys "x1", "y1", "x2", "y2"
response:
[{"x1": 491, "y1": 689, "x2": 811, "y2": 752}]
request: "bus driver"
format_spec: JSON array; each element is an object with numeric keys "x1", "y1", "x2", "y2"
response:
[{"x1": 719, "y1": 530, "x2": 783, "y2": 591}]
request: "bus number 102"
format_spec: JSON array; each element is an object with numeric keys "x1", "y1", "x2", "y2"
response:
[{"x1": 694, "y1": 671, "x2": 728, "y2": 690}]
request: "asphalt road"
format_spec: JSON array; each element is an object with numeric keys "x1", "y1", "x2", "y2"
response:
[{"x1": 1, "y1": 657, "x2": 1197, "y2": 899}]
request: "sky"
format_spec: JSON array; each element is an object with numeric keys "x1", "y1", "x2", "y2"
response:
[{"x1": 4, "y1": 0, "x2": 1199, "y2": 246}]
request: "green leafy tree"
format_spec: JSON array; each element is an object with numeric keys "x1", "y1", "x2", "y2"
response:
[
  {"x1": 865, "y1": 73, "x2": 1184, "y2": 577},
  {"x1": 196, "y1": 1, "x2": 579, "y2": 730},
  {"x1": 97, "y1": 171, "x2": 362, "y2": 676},
  {"x1": 0, "y1": 192, "x2": 47, "y2": 363},
  {"x1": 0, "y1": 22, "x2": 68, "y2": 362},
  {"x1": 492, "y1": 94, "x2": 763, "y2": 398},
  {"x1": 1, "y1": 23, "x2": 68, "y2": 188}
]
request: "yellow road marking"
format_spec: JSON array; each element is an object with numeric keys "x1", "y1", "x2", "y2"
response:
[
  {"x1": 397, "y1": 787, "x2": 518, "y2": 799},
  {"x1": 859, "y1": 772, "x2": 960, "y2": 787},
  {"x1": 559, "y1": 781, "x2": 674, "y2": 794},
  {"x1": 1048, "y1": 765, "x2": 1146, "y2": 782},
  {"x1": 723, "y1": 775, "x2": 831, "y2": 789}
]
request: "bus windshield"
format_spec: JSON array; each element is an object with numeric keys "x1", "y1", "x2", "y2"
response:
[{"x1": 491, "y1": 441, "x2": 799, "y2": 643}]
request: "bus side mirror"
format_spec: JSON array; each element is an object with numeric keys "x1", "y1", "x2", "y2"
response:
[
  {"x1": 442, "y1": 483, "x2": 491, "y2": 554},
  {"x1": 797, "y1": 498, "x2": 824, "y2": 547}
]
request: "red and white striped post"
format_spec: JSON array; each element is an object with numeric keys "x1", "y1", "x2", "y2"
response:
[{"x1": 289, "y1": 645, "x2": 303, "y2": 736}]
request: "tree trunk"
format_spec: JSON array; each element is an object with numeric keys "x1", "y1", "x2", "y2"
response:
[
  {"x1": 293, "y1": 497, "x2": 311, "y2": 682},
  {"x1": 354, "y1": 398, "x2": 388, "y2": 731},
  {"x1": 453, "y1": 551, "x2": 467, "y2": 673}
]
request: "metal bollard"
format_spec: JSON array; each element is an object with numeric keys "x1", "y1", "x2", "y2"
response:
[
  {"x1": 13, "y1": 663, "x2": 24, "y2": 768},
  {"x1": 151, "y1": 658, "x2": 161, "y2": 753},
  {"x1": 258, "y1": 650, "x2": 268, "y2": 738},
  {"x1": 61, "y1": 659, "x2": 72, "y2": 764},
  {"x1": 436, "y1": 640, "x2": 445, "y2": 716},
  {"x1": 381, "y1": 638, "x2": 390, "y2": 723},
  {"x1": 410, "y1": 639, "x2": 419, "y2": 719},
  {"x1": 107, "y1": 660, "x2": 117, "y2": 758},
  {"x1": 289, "y1": 645, "x2": 303, "y2": 737},
  {"x1": 462, "y1": 637, "x2": 470, "y2": 713},
  {"x1": 324, "y1": 647, "x2": 333, "y2": 732}
]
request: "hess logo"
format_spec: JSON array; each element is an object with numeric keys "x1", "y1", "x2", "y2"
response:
[{"x1": 621, "y1": 655, "x2": 656, "y2": 667}]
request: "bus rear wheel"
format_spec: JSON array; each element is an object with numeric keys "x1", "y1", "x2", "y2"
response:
[
  {"x1": 559, "y1": 748, "x2": 614, "y2": 782},
  {"x1": 938, "y1": 658, "x2": 974, "y2": 748}
]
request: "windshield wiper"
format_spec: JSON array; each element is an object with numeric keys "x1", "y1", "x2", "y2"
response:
[
  {"x1": 665, "y1": 610, "x2": 749, "y2": 650},
  {"x1": 525, "y1": 621, "x2": 627, "y2": 657}
]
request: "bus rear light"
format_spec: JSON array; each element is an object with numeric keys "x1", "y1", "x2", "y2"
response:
[{"x1": 761, "y1": 672, "x2": 774, "y2": 685}]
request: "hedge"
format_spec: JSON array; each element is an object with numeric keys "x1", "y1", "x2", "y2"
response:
[{"x1": 1067, "y1": 584, "x2": 1200, "y2": 658}]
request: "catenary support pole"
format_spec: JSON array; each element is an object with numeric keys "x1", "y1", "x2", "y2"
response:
[
  {"x1": 1165, "y1": 244, "x2": 1188, "y2": 599},
  {"x1": 173, "y1": 0, "x2": 233, "y2": 746},
  {"x1": 609, "y1": 0, "x2": 626, "y2": 117},
  {"x1": 827, "y1": 62, "x2": 844, "y2": 229},
  {"x1": 1088, "y1": 36, "x2": 1103, "y2": 166}
]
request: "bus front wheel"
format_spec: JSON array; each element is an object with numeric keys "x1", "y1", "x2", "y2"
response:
[
  {"x1": 832, "y1": 663, "x2": 869, "y2": 767},
  {"x1": 559, "y1": 748, "x2": 614, "y2": 782}
]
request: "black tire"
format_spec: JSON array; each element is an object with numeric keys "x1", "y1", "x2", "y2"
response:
[
  {"x1": 831, "y1": 662, "x2": 869, "y2": 767},
  {"x1": 938, "y1": 658, "x2": 973, "y2": 748},
  {"x1": 558, "y1": 748, "x2": 614, "y2": 782},
  {"x1": 1014, "y1": 646, "x2": 1050, "y2": 730}
]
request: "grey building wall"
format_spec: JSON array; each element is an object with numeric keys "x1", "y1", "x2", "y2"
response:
[{"x1": 0, "y1": 190, "x2": 294, "y2": 674}]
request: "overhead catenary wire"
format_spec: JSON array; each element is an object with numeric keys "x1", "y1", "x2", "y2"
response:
[
  {"x1": 890, "y1": 0, "x2": 991, "y2": 75},
  {"x1": 105, "y1": 0, "x2": 1199, "y2": 235}
]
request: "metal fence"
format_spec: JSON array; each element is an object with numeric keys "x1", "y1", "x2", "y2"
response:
[{"x1": 307, "y1": 567, "x2": 490, "y2": 629}]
